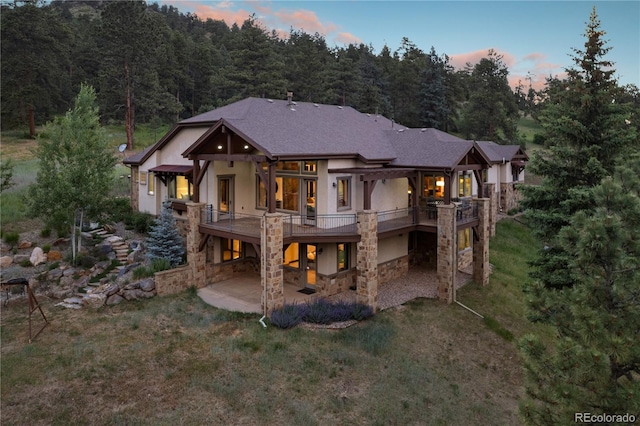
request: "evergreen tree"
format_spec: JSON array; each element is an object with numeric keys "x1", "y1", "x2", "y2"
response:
[
  {"x1": 146, "y1": 201, "x2": 185, "y2": 267},
  {"x1": 519, "y1": 153, "x2": 640, "y2": 424},
  {"x1": 420, "y1": 47, "x2": 453, "y2": 130},
  {"x1": 459, "y1": 49, "x2": 519, "y2": 143},
  {"x1": 521, "y1": 8, "x2": 637, "y2": 293},
  {"x1": 27, "y1": 84, "x2": 116, "y2": 260}
]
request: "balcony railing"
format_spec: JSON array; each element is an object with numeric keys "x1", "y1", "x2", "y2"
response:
[
  {"x1": 377, "y1": 208, "x2": 415, "y2": 232},
  {"x1": 201, "y1": 207, "x2": 262, "y2": 238},
  {"x1": 456, "y1": 199, "x2": 479, "y2": 222},
  {"x1": 283, "y1": 214, "x2": 357, "y2": 237}
]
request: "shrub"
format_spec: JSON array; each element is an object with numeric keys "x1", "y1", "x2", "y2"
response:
[
  {"x1": 42, "y1": 244, "x2": 51, "y2": 253},
  {"x1": 270, "y1": 304, "x2": 306, "y2": 329},
  {"x1": 132, "y1": 258, "x2": 172, "y2": 279},
  {"x1": 3, "y1": 231, "x2": 19, "y2": 245},
  {"x1": 40, "y1": 228, "x2": 52, "y2": 238},
  {"x1": 19, "y1": 259, "x2": 33, "y2": 267},
  {"x1": 303, "y1": 299, "x2": 334, "y2": 324},
  {"x1": 350, "y1": 303, "x2": 374, "y2": 321}
]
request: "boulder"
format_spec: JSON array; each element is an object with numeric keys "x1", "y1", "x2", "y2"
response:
[
  {"x1": 18, "y1": 240, "x2": 33, "y2": 249},
  {"x1": 47, "y1": 250, "x2": 63, "y2": 261},
  {"x1": 105, "y1": 294, "x2": 124, "y2": 305},
  {"x1": 83, "y1": 293, "x2": 106, "y2": 309},
  {"x1": 139, "y1": 279, "x2": 156, "y2": 292},
  {"x1": 30, "y1": 247, "x2": 47, "y2": 266},
  {"x1": 48, "y1": 269, "x2": 63, "y2": 281},
  {"x1": 0, "y1": 256, "x2": 13, "y2": 268},
  {"x1": 104, "y1": 283, "x2": 120, "y2": 296}
]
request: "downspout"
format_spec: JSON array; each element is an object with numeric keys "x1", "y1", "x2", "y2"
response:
[{"x1": 259, "y1": 212, "x2": 268, "y2": 328}]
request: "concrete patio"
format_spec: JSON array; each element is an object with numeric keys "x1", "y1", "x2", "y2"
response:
[{"x1": 197, "y1": 273, "x2": 316, "y2": 314}]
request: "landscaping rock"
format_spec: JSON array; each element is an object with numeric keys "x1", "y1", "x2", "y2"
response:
[
  {"x1": 47, "y1": 250, "x2": 63, "y2": 261},
  {"x1": 139, "y1": 279, "x2": 155, "y2": 292},
  {"x1": 0, "y1": 256, "x2": 13, "y2": 268},
  {"x1": 83, "y1": 293, "x2": 106, "y2": 308},
  {"x1": 48, "y1": 269, "x2": 63, "y2": 281},
  {"x1": 106, "y1": 294, "x2": 124, "y2": 305},
  {"x1": 30, "y1": 247, "x2": 47, "y2": 266},
  {"x1": 18, "y1": 240, "x2": 33, "y2": 249},
  {"x1": 104, "y1": 283, "x2": 120, "y2": 296}
]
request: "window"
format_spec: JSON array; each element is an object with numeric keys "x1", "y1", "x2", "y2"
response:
[
  {"x1": 276, "y1": 161, "x2": 300, "y2": 172},
  {"x1": 222, "y1": 239, "x2": 242, "y2": 262},
  {"x1": 337, "y1": 177, "x2": 351, "y2": 209},
  {"x1": 148, "y1": 172, "x2": 155, "y2": 195},
  {"x1": 458, "y1": 228, "x2": 471, "y2": 251},
  {"x1": 284, "y1": 243, "x2": 300, "y2": 268},
  {"x1": 337, "y1": 243, "x2": 349, "y2": 272},
  {"x1": 139, "y1": 171, "x2": 147, "y2": 186},
  {"x1": 168, "y1": 175, "x2": 191, "y2": 200},
  {"x1": 303, "y1": 161, "x2": 317, "y2": 173},
  {"x1": 423, "y1": 175, "x2": 445, "y2": 198},
  {"x1": 512, "y1": 166, "x2": 521, "y2": 182},
  {"x1": 459, "y1": 173, "x2": 471, "y2": 198}
]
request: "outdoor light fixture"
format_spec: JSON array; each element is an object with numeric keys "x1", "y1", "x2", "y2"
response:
[
  {"x1": 217, "y1": 145, "x2": 223, "y2": 150},
  {"x1": 332, "y1": 182, "x2": 337, "y2": 188},
  {"x1": 243, "y1": 144, "x2": 249, "y2": 150}
]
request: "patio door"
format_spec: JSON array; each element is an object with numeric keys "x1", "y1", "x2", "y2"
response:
[
  {"x1": 304, "y1": 179, "x2": 316, "y2": 225},
  {"x1": 303, "y1": 243, "x2": 317, "y2": 289},
  {"x1": 218, "y1": 176, "x2": 234, "y2": 219}
]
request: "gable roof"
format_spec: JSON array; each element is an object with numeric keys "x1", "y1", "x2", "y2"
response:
[
  {"x1": 477, "y1": 141, "x2": 528, "y2": 164},
  {"x1": 182, "y1": 97, "x2": 397, "y2": 162}
]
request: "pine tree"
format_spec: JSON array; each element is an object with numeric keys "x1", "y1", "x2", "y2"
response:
[
  {"x1": 519, "y1": 153, "x2": 640, "y2": 424},
  {"x1": 521, "y1": 7, "x2": 637, "y2": 293},
  {"x1": 146, "y1": 201, "x2": 185, "y2": 267}
]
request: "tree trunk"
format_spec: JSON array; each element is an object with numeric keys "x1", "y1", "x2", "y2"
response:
[
  {"x1": 125, "y1": 61, "x2": 134, "y2": 150},
  {"x1": 28, "y1": 106, "x2": 35, "y2": 139}
]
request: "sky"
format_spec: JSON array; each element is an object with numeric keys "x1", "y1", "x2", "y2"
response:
[{"x1": 159, "y1": 0, "x2": 640, "y2": 91}]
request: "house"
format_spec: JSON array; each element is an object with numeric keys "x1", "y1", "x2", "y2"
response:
[{"x1": 124, "y1": 96, "x2": 526, "y2": 314}]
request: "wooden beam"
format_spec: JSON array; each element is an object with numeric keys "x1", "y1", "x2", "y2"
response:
[
  {"x1": 198, "y1": 234, "x2": 211, "y2": 252},
  {"x1": 268, "y1": 162, "x2": 276, "y2": 213},
  {"x1": 193, "y1": 160, "x2": 201, "y2": 202},
  {"x1": 363, "y1": 179, "x2": 377, "y2": 210},
  {"x1": 226, "y1": 133, "x2": 233, "y2": 167},
  {"x1": 473, "y1": 169, "x2": 483, "y2": 192},
  {"x1": 444, "y1": 174, "x2": 452, "y2": 204},
  {"x1": 191, "y1": 154, "x2": 268, "y2": 163},
  {"x1": 251, "y1": 243, "x2": 261, "y2": 258},
  {"x1": 453, "y1": 164, "x2": 484, "y2": 172}
]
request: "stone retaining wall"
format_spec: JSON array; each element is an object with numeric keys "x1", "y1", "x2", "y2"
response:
[
  {"x1": 378, "y1": 255, "x2": 409, "y2": 284},
  {"x1": 154, "y1": 265, "x2": 193, "y2": 296}
]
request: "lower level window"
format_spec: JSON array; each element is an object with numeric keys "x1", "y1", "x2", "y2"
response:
[
  {"x1": 222, "y1": 238, "x2": 243, "y2": 261},
  {"x1": 168, "y1": 175, "x2": 191, "y2": 200},
  {"x1": 458, "y1": 228, "x2": 471, "y2": 251},
  {"x1": 337, "y1": 243, "x2": 349, "y2": 272}
]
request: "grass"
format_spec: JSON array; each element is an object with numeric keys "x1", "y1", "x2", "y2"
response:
[{"x1": 1, "y1": 219, "x2": 549, "y2": 425}]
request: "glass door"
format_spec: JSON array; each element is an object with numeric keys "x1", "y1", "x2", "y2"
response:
[
  {"x1": 304, "y1": 244, "x2": 317, "y2": 288},
  {"x1": 218, "y1": 176, "x2": 233, "y2": 219},
  {"x1": 304, "y1": 179, "x2": 316, "y2": 225}
]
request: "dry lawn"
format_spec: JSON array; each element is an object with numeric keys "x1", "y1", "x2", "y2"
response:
[{"x1": 1, "y1": 220, "x2": 541, "y2": 426}]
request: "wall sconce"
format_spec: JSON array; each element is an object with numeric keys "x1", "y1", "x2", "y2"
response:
[
  {"x1": 217, "y1": 145, "x2": 223, "y2": 150},
  {"x1": 332, "y1": 182, "x2": 337, "y2": 188},
  {"x1": 382, "y1": 179, "x2": 386, "y2": 184}
]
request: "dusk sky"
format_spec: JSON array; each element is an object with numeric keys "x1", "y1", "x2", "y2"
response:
[{"x1": 159, "y1": 0, "x2": 639, "y2": 91}]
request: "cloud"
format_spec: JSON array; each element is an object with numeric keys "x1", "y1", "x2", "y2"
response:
[
  {"x1": 450, "y1": 48, "x2": 566, "y2": 91},
  {"x1": 335, "y1": 32, "x2": 362, "y2": 45}
]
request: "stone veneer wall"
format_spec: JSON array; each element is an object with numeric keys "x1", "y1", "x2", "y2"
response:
[
  {"x1": 316, "y1": 270, "x2": 356, "y2": 297},
  {"x1": 483, "y1": 183, "x2": 497, "y2": 237},
  {"x1": 262, "y1": 213, "x2": 284, "y2": 315},
  {"x1": 437, "y1": 203, "x2": 457, "y2": 303},
  {"x1": 473, "y1": 198, "x2": 491, "y2": 286},
  {"x1": 210, "y1": 258, "x2": 260, "y2": 283},
  {"x1": 186, "y1": 202, "x2": 207, "y2": 289},
  {"x1": 356, "y1": 211, "x2": 378, "y2": 311},
  {"x1": 155, "y1": 265, "x2": 193, "y2": 296},
  {"x1": 378, "y1": 256, "x2": 409, "y2": 284},
  {"x1": 457, "y1": 248, "x2": 473, "y2": 270},
  {"x1": 500, "y1": 182, "x2": 523, "y2": 213}
]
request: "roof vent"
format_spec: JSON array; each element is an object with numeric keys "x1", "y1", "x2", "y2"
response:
[
  {"x1": 421, "y1": 128, "x2": 427, "y2": 132},
  {"x1": 337, "y1": 106, "x2": 343, "y2": 109},
  {"x1": 398, "y1": 129, "x2": 405, "y2": 133},
  {"x1": 267, "y1": 99, "x2": 274, "y2": 103},
  {"x1": 313, "y1": 103, "x2": 319, "y2": 107}
]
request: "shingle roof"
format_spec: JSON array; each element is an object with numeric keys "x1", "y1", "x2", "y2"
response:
[
  {"x1": 477, "y1": 141, "x2": 525, "y2": 163},
  {"x1": 182, "y1": 97, "x2": 398, "y2": 161},
  {"x1": 388, "y1": 128, "x2": 474, "y2": 168}
]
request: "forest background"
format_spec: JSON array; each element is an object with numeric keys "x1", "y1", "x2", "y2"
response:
[{"x1": 1, "y1": 0, "x2": 581, "y2": 151}]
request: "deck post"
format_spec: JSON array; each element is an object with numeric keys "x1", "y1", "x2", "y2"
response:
[
  {"x1": 186, "y1": 202, "x2": 207, "y2": 289},
  {"x1": 356, "y1": 210, "x2": 378, "y2": 311},
  {"x1": 473, "y1": 198, "x2": 491, "y2": 286},
  {"x1": 437, "y1": 203, "x2": 457, "y2": 303},
  {"x1": 261, "y1": 213, "x2": 284, "y2": 315}
]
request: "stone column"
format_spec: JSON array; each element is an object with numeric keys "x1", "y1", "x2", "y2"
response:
[
  {"x1": 130, "y1": 166, "x2": 139, "y2": 211},
  {"x1": 356, "y1": 210, "x2": 378, "y2": 311},
  {"x1": 473, "y1": 198, "x2": 491, "y2": 287},
  {"x1": 483, "y1": 183, "x2": 497, "y2": 237},
  {"x1": 186, "y1": 202, "x2": 207, "y2": 289},
  {"x1": 262, "y1": 213, "x2": 284, "y2": 315},
  {"x1": 437, "y1": 203, "x2": 457, "y2": 303}
]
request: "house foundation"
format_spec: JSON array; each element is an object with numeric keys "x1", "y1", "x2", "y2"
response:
[
  {"x1": 437, "y1": 203, "x2": 456, "y2": 303},
  {"x1": 261, "y1": 213, "x2": 284, "y2": 315},
  {"x1": 356, "y1": 210, "x2": 378, "y2": 311}
]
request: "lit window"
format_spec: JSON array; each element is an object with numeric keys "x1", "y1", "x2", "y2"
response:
[
  {"x1": 303, "y1": 161, "x2": 317, "y2": 173},
  {"x1": 222, "y1": 239, "x2": 242, "y2": 262},
  {"x1": 139, "y1": 171, "x2": 147, "y2": 186},
  {"x1": 168, "y1": 175, "x2": 191, "y2": 200},
  {"x1": 459, "y1": 173, "x2": 471, "y2": 198},
  {"x1": 278, "y1": 177, "x2": 299, "y2": 211},
  {"x1": 423, "y1": 175, "x2": 445, "y2": 198},
  {"x1": 337, "y1": 243, "x2": 349, "y2": 272},
  {"x1": 337, "y1": 177, "x2": 351, "y2": 209},
  {"x1": 284, "y1": 243, "x2": 300, "y2": 268},
  {"x1": 458, "y1": 228, "x2": 471, "y2": 251},
  {"x1": 148, "y1": 172, "x2": 154, "y2": 195}
]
